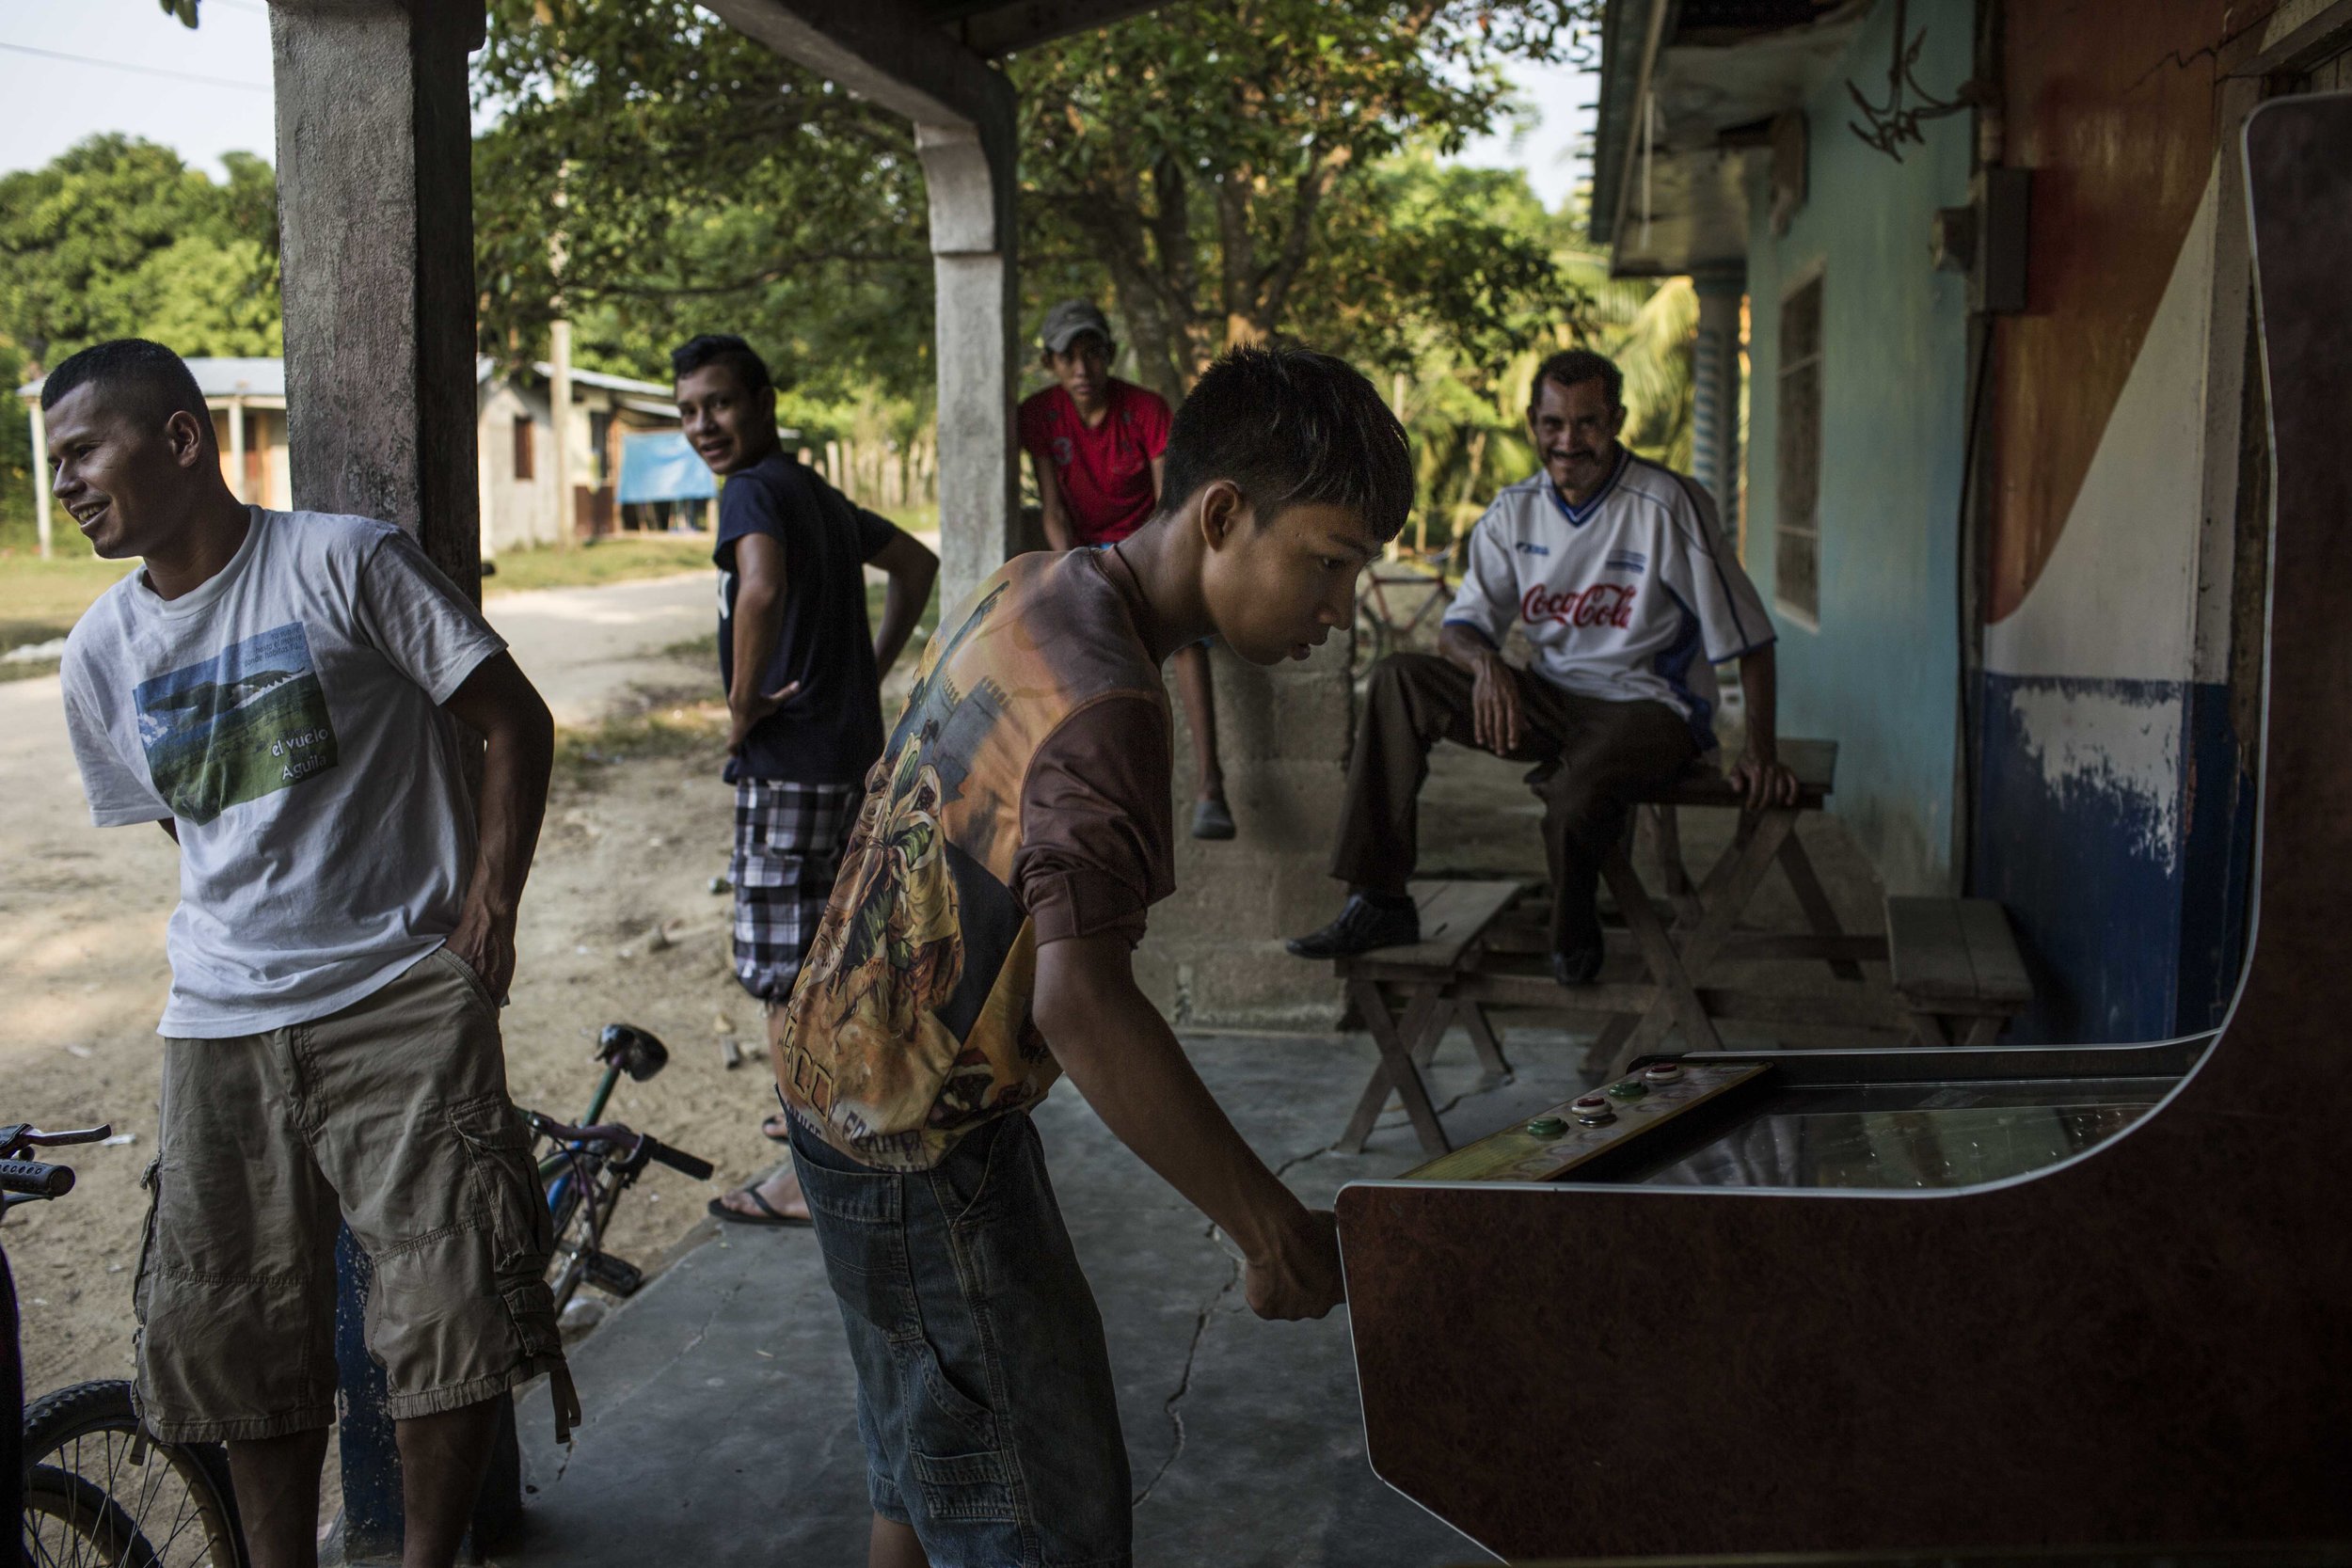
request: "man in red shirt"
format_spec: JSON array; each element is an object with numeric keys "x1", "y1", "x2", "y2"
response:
[{"x1": 1019, "y1": 299, "x2": 1234, "y2": 839}]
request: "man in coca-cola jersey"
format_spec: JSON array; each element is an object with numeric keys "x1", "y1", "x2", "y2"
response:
[{"x1": 1290, "y1": 349, "x2": 1797, "y2": 984}]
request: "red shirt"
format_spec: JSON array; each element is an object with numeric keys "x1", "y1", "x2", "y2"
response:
[{"x1": 1018, "y1": 378, "x2": 1172, "y2": 546}]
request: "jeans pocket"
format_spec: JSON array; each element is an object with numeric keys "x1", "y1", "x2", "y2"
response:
[{"x1": 909, "y1": 1442, "x2": 1019, "y2": 1524}]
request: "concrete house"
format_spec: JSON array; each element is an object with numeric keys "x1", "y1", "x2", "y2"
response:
[{"x1": 1592, "y1": 0, "x2": 2352, "y2": 1039}]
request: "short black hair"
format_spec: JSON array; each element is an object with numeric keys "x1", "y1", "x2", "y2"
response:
[
  {"x1": 1529, "y1": 348, "x2": 1625, "y2": 414},
  {"x1": 40, "y1": 338, "x2": 210, "y2": 430},
  {"x1": 1160, "y1": 346, "x2": 1412, "y2": 543},
  {"x1": 670, "y1": 334, "x2": 773, "y2": 397}
]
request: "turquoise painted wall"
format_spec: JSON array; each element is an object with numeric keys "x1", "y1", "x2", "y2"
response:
[{"x1": 1740, "y1": 0, "x2": 1974, "y2": 895}]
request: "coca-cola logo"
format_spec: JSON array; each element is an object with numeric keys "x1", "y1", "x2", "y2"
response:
[{"x1": 1522, "y1": 581, "x2": 1636, "y2": 629}]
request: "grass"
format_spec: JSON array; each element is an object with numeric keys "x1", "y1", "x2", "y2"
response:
[
  {"x1": 553, "y1": 698, "x2": 731, "y2": 791},
  {"x1": 0, "y1": 547, "x2": 141, "y2": 680},
  {"x1": 484, "y1": 534, "x2": 713, "y2": 595}
]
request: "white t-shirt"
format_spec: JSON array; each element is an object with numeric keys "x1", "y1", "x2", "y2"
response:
[
  {"x1": 1443, "y1": 451, "x2": 1774, "y2": 748},
  {"x1": 60, "y1": 507, "x2": 507, "y2": 1038}
]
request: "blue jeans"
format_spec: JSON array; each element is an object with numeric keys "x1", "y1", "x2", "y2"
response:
[{"x1": 790, "y1": 1113, "x2": 1133, "y2": 1567}]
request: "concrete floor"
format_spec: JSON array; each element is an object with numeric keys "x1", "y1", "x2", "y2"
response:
[
  {"x1": 500, "y1": 738, "x2": 1893, "y2": 1565},
  {"x1": 503, "y1": 1030, "x2": 1619, "y2": 1567}
]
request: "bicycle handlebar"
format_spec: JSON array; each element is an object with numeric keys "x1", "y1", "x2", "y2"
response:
[
  {"x1": 0, "y1": 1159, "x2": 75, "y2": 1198},
  {"x1": 0, "y1": 1122, "x2": 112, "y2": 1160},
  {"x1": 636, "y1": 1135, "x2": 714, "y2": 1182}
]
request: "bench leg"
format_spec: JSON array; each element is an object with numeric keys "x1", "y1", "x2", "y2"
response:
[
  {"x1": 1961, "y1": 1014, "x2": 2005, "y2": 1046},
  {"x1": 1908, "y1": 1010, "x2": 1955, "y2": 1047},
  {"x1": 1587, "y1": 1013, "x2": 1639, "y2": 1078},
  {"x1": 1462, "y1": 1004, "x2": 1512, "y2": 1081},
  {"x1": 1340, "y1": 981, "x2": 1453, "y2": 1157},
  {"x1": 1776, "y1": 831, "x2": 1866, "y2": 982},
  {"x1": 1647, "y1": 804, "x2": 1704, "y2": 929}
]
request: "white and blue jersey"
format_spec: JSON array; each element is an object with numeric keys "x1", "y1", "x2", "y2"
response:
[{"x1": 1442, "y1": 450, "x2": 1774, "y2": 749}]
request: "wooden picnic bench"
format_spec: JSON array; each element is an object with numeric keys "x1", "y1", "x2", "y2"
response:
[
  {"x1": 1331, "y1": 740, "x2": 1921, "y2": 1157},
  {"x1": 1333, "y1": 879, "x2": 1524, "y2": 1156},
  {"x1": 1885, "y1": 895, "x2": 2033, "y2": 1045}
]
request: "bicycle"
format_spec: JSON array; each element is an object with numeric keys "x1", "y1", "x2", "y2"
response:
[
  {"x1": 1352, "y1": 544, "x2": 1457, "y2": 678},
  {"x1": 6, "y1": 1120, "x2": 248, "y2": 1568},
  {"x1": 523, "y1": 1025, "x2": 715, "y2": 1321}
]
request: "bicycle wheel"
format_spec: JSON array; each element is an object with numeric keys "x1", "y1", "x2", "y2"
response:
[
  {"x1": 21, "y1": 1381, "x2": 245, "y2": 1568},
  {"x1": 23, "y1": 1464, "x2": 157, "y2": 1568},
  {"x1": 1350, "y1": 598, "x2": 1391, "y2": 680}
]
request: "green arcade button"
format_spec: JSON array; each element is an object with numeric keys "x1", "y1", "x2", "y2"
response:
[
  {"x1": 1605, "y1": 1080, "x2": 1647, "y2": 1101},
  {"x1": 1524, "y1": 1116, "x2": 1568, "y2": 1138}
]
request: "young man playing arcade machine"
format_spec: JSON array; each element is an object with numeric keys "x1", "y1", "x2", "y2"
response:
[
  {"x1": 1290, "y1": 348, "x2": 1798, "y2": 981},
  {"x1": 776, "y1": 346, "x2": 1413, "y2": 1567},
  {"x1": 1019, "y1": 298, "x2": 1236, "y2": 839}
]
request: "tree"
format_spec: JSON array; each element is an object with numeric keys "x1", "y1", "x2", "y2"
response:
[
  {"x1": 1009, "y1": 0, "x2": 1592, "y2": 398},
  {"x1": 0, "y1": 137, "x2": 279, "y2": 366},
  {"x1": 470, "y1": 0, "x2": 935, "y2": 410}
]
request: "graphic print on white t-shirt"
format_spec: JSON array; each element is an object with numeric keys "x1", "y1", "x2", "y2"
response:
[
  {"x1": 133, "y1": 621, "x2": 340, "y2": 824},
  {"x1": 1442, "y1": 450, "x2": 1773, "y2": 748}
]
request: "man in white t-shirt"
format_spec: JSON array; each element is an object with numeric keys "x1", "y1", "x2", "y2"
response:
[
  {"x1": 47, "y1": 340, "x2": 568, "y2": 1568},
  {"x1": 1291, "y1": 349, "x2": 1797, "y2": 984}
]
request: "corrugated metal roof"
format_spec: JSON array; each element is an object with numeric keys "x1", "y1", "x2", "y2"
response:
[{"x1": 18, "y1": 356, "x2": 287, "y2": 401}]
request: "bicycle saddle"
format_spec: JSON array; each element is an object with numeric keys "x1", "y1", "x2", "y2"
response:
[{"x1": 597, "y1": 1023, "x2": 671, "y2": 1082}]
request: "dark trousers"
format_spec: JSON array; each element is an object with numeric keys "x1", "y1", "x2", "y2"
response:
[{"x1": 1331, "y1": 653, "x2": 1700, "y2": 954}]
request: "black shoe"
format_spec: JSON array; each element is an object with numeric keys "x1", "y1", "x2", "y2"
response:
[
  {"x1": 1286, "y1": 895, "x2": 1420, "y2": 959},
  {"x1": 1550, "y1": 945, "x2": 1604, "y2": 987}
]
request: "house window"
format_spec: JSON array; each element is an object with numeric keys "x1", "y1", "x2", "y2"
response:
[
  {"x1": 513, "y1": 415, "x2": 535, "y2": 482},
  {"x1": 1775, "y1": 272, "x2": 1822, "y2": 625},
  {"x1": 589, "y1": 410, "x2": 613, "y2": 486}
]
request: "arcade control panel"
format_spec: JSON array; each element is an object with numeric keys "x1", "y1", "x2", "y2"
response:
[{"x1": 1405, "y1": 1060, "x2": 1767, "y2": 1184}]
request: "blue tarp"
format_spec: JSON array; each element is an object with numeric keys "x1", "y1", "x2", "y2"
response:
[{"x1": 616, "y1": 431, "x2": 719, "y2": 504}]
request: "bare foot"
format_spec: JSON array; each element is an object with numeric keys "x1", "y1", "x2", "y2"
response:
[{"x1": 713, "y1": 1166, "x2": 810, "y2": 1223}]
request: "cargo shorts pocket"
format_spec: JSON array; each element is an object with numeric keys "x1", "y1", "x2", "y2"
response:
[
  {"x1": 433, "y1": 946, "x2": 500, "y2": 1012},
  {"x1": 130, "y1": 1154, "x2": 163, "y2": 1326},
  {"x1": 448, "y1": 1094, "x2": 559, "y2": 1355}
]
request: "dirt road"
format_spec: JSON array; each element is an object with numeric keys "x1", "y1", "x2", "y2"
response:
[{"x1": 1, "y1": 569, "x2": 815, "y2": 1397}]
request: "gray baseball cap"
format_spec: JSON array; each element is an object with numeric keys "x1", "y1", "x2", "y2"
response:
[{"x1": 1039, "y1": 299, "x2": 1113, "y2": 355}]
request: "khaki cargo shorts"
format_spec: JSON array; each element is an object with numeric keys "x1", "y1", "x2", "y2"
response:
[{"x1": 135, "y1": 946, "x2": 576, "y2": 1445}]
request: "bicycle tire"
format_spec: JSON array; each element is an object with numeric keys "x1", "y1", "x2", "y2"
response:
[
  {"x1": 24, "y1": 1464, "x2": 159, "y2": 1568},
  {"x1": 545, "y1": 1165, "x2": 597, "y2": 1320},
  {"x1": 22, "y1": 1381, "x2": 246, "y2": 1568},
  {"x1": 1351, "y1": 599, "x2": 1391, "y2": 680}
]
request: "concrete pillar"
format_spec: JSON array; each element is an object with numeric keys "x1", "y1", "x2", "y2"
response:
[
  {"x1": 227, "y1": 396, "x2": 247, "y2": 503},
  {"x1": 268, "y1": 0, "x2": 485, "y2": 605},
  {"x1": 29, "y1": 401, "x2": 51, "y2": 560},
  {"x1": 916, "y1": 103, "x2": 1021, "y2": 614},
  {"x1": 1691, "y1": 271, "x2": 1746, "y2": 528},
  {"x1": 265, "y1": 5, "x2": 517, "y2": 1559}
]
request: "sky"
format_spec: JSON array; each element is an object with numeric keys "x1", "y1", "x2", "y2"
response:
[{"x1": 0, "y1": 0, "x2": 1594, "y2": 209}]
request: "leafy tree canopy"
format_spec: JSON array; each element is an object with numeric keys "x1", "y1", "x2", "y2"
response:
[
  {"x1": 0, "y1": 135, "x2": 279, "y2": 366},
  {"x1": 1012, "y1": 0, "x2": 1595, "y2": 398},
  {"x1": 471, "y1": 0, "x2": 935, "y2": 419}
]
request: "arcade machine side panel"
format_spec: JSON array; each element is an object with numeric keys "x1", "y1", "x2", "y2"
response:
[{"x1": 1335, "y1": 94, "x2": 2352, "y2": 1564}]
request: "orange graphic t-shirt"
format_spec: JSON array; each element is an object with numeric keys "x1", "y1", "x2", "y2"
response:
[{"x1": 775, "y1": 546, "x2": 1176, "y2": 1170}]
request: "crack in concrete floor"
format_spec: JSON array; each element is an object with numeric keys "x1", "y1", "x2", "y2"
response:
[{"x1": 1130, "y1": 1059, "x2": 1521, "y2": 1513}]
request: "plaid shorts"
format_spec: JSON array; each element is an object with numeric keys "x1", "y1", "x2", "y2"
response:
[{"x1": 732, "y1": 778, "x2": 864, "y2": 1006}]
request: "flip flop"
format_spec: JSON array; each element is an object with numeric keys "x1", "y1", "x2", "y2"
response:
[
  {"x1": 707, "y1": 1186, "x2": 812, "y2": 1227},
  {"x1": 759, "y1": 1112, "x2": 792, "y2": 1145}
]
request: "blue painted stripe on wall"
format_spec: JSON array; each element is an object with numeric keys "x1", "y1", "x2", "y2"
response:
[{"x1": 1970, "y1": 673, "x2": 2249, "y2": 1042}]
